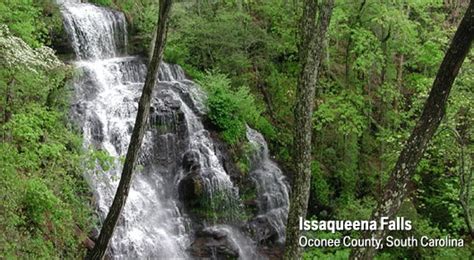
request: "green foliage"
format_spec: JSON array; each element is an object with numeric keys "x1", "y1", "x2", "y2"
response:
[
  {"x1": 302, "y1": 221, "x2": 351, "y2": 259},
  {"x1": 89, "y1": 0, "x2": 113, "y2": 6},
  {"x1": 203, "y1": 73, "x2": 245, "y2": 143},
  {"x1": 191, "y1": 190, "x2": 246, "y2": 223},
  {"x1": 311, "y1": 161, "x2": 330, "y2": 206},
  {"x1": 199, "y1": 71, "x2": 274, "y2": 144},
  {"x1": 304, "y1": 248, "x2": 350, "y2": 260},
  {"x1": 89, "y1": 0, "x2": 160, "y2": 53},
  {"x1": 236, "y1": 142, "x2": 258, "y2": 175},
  {"x1": 0, "y1": 0, "x2": 63, "y2": 48},
  {"x1": 0, "y1": 17, "x2": 93, "y2": 258},
  {"x1": 24, "y1": 178, "x2": 69, "y2": 226},
  {"x1": 87, "y1": 149, "x2": 115, "y2": 172},
  {"x1": 314, "y1": 88, "x2": 367, "y2": 137},
  {"x1": 0, "y1": 0, "x2": 46, "y2": 48},
  {"x1": 84, "y1": 0, "x2": 473, "y2": 257},
  {"x1": 1, "y1": 0, "x2": 471, "y2": 258},
  {"x1": 0, "y1": 106, "x2": 93, "y2": 258}
]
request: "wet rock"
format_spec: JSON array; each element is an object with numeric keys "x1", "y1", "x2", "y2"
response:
[
  {"x1": 178, "y1": 170, "x2": 205, "y2": 207},
  {"x1": 182, "y1": 150, "x2": 201, "y2": 172},
  {"x1": 89, "y1": 113, "x2": 104, "y2": 148},
  {"x1": 178, "y1": 150, "x2": 206, "y2": 207},
  {"x1": 74, "y1": 68, "x2": 100, "y2": 101},
  {"x1": 50, "y1": 15, "x2": 75, "y2": 61},
  {"x1": 242, "y1": 199, "x2": 258, "y2": 215},
  {"x1": 110, "y1": 130, "x2": 122, "y2": 154},
  {"x1": 149, "y1": 93, "x2": 187, "y2": 136},
  {"x1": 258, "y1": 245, "x2": 284, "y2": 260},
  {"x1": 166, "y1": 99, "x2": 181, "y2": 109},
  {"x1": 209, "y1": 132, "x2": 242, "y2": 184},
  {"x1": 189, "y1": 229, "x2": 239, "y2": 259},
  {"x1": 248, "y1": 216, "x2": 280, "y2": 245}
]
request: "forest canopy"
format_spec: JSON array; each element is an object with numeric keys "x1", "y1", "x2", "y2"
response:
[{"x1": 0, "y1": 0, "x2": 472, "y2": 259}]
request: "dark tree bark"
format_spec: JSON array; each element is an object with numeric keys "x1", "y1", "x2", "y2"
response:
[
  {"x1": 284, "y1": 0, "x2": 334, "y2": 259},
  {"x1": 74, "y1": 225, "x2": 95, "y2": 250},
  {"x1": 86, "y1": 0, "x2": 173, "y2": 259},
  {"x1": 350, "y1": 2, "x2": 474, "y2": 259}
]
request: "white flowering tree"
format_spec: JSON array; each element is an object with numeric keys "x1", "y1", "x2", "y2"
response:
[{"x1": 0, "y1": 24, "x2": 65, "y2": 128}]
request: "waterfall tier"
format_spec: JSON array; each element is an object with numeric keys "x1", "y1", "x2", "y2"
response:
[{"x1": 60, "y1": 1, "x2": 288, "y2": 259}]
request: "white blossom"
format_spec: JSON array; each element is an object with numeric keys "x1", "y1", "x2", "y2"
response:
[{"x1": 0, "y1": 24, "x2": 63, "y2": 72}]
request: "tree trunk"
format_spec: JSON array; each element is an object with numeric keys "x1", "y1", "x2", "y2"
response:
[
  {"x1": 350, "y1": 3, "x2": 474, "y2": 259},
  {"x1": 86, "y1": 0, "x2": 173, "y2": 259},
  {"x1": 74, "y1": 225, "x2": 95, "y2": 250},
  {"x1": 284, "y1": 1, "x2": 334, "y2": 259}
]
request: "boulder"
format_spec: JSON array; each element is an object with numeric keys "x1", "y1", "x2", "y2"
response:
[
  {"x1": 178, "y1": 149, "x2": 206, "y2": 207},
  {"x1": 182, "y1": 150, "x2": 201, "y2": 172},
  {"x1": 178, "y1": 170, "x2": 205, "y2": 207},
  {"x1": 189, "y1": 229, "x2": 239, "y2": 259},
  {"x1": 247, "y1": 216, "x2": 280, "y2": 245}
]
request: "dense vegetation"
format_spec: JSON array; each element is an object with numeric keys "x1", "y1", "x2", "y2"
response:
[
  {"x1": 102, "y1": 0, "x2": 471, "y2": 258},
  {"x1": 0, "y1": 1, "x2": 93, "y2": 258},
  {"x1": 1, "y1": 0, "x2": 472, "y2": 259}
]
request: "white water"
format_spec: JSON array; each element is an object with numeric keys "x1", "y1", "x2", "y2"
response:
[
  {"x1": 247, "y1": 127, "x2": 290, "y2": 244},
  {"x1": 60, "y1": 1, "x2": 288, "y2": 259},
  {"x1": 72, "y1": 57, "x2": 189, "y2": 258},
  {"x1": 62, "y1": 2, "x2": 190, "y2": 258},
  {"x1": 61, "y1": 3, "x2": 127, "y2": 60}
]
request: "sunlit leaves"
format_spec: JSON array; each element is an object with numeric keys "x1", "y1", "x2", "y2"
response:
[
  {"x1": 314, "y1": 89, "x2": 367, "y2": 137},
  {"x1": 0, "y1": 19, "x2": 92, "y2": 258},
  {"x1": 199, "y1": 71, "x2": 274, "y2": 144}
]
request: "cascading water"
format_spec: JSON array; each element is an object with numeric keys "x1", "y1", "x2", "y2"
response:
[
  {"x1": 62, "y1": 3, "x2": 190, "y2": 258},
  {"x1": 59, "y1": 1, "x2": 288, "y2": 259},
  {"x1": 247, "y1": 127, "x2": 290, "y2": 244},
  {"x1": 61, "y1": 3, "x2": 127, "y2": 60}
]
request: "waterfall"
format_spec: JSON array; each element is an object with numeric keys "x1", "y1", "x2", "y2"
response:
[
  {"x1": 59, "y1": 1, "x2": 288, "y2": 259},
  {"x1": 61, "y1": 3, "x2": 127, "y2": 60},
  {"x1": 62, "y1": 2, "x2": 190, "y2": 258},
  {"x1": 247, "y1": 127, "x2": 290, "y2": 244}
]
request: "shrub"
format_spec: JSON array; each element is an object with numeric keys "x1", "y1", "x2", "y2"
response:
[
  {"x1": 0, "y1": 22, "x2": 93, "y2": 258},
  {"x1": 199, "y1": 71, "x2": 274, "y2": 144}
]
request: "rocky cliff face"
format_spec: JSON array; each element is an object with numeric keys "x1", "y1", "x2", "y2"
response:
[{"x1": 57, "y1": 1, "x2": 288, "y2": 259}]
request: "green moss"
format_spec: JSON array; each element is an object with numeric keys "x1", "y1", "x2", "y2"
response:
[{"x1": 191, "y1": 191, "x2": 246, "y2": 223}]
